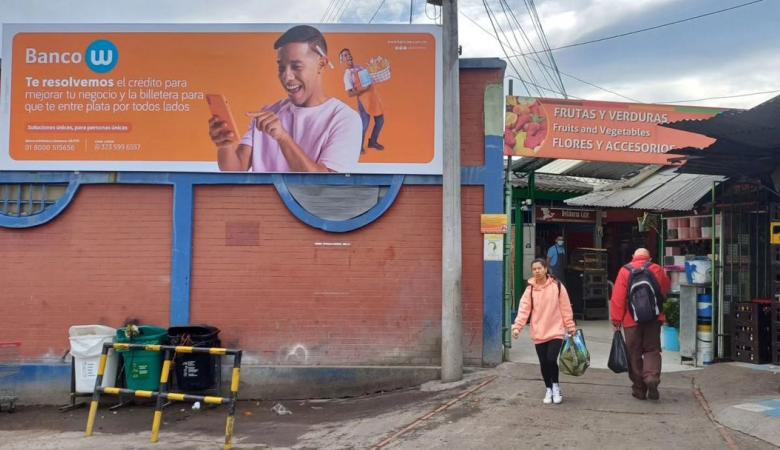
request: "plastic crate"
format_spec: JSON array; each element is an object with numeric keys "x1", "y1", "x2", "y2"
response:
[
  {"x1": 0, "y1": 342, "x2": 20, "y2": 412},
  {"x1": 770, "y1": 203, "x2": 780, "y2": 222},
  {"x1": 732, "y1": 342, "x2": 771, "y2": 364},
  {"x1": 732, "y1": 328, "x2": 764, "y2": 344},
  {"x1": 733, "y1": 302, "x2": 772, "y2": 324},
  {"x1": 772, "y1": 245, "x2": 780, "y2": 265},
  {"x1": 584, "y1": 307, "x2": 608, "y2": 320},
  {"x1": 583, "y1": 272, "x2": 608, "y2": 284},
  {"x1": 583, "y1": 286, "x2": 608, "y2": 298},
  {"x1": 772, "y1": 343, "x2": 780, "y2": 364}
]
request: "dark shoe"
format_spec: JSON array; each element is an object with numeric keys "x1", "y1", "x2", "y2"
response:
[
  {"x1": 368, "y1": 141, "x2": 385, "y2": 151},
  {"x1": 647, "y1": 383, "x2": 659, "y2": 400},
  {"x1": 645, "y1": 377, "x2": 660, "y2": 400},
  {"x1": 632, "y1": 385, "x2": 647, "y2": 400}
]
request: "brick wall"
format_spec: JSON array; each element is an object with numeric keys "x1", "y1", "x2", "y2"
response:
[
  {"x1": 191, "y1": 185, "x2": 484, "y2": 366},
  {"x1": 0, "y1": 65, "x2": 502, "y2": 367},
  {"x1": 460, "y1": 68, "x2": 505, "y2": 166},
  {"x1": 186, "y1": 66, "x2": 501, "y2": 367},
  {"x1": 0, "y1": 185, "x2": 172, "y2": 359}
]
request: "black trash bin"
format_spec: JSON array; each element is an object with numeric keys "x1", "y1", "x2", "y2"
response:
[{"x1": 167, "y1": 325, "x2": 221, "y2": 392}]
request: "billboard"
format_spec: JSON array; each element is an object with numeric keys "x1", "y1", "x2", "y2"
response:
[
  {"x1": 0, "y1": 24, "x2": 442, "y2": 174},
  {"x1": 504, "y1": 96, "x2": 723, "y2": 165}
]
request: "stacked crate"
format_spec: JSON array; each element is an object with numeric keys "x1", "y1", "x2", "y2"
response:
[
  {"x1": 772, "y1": 303, "x2": 780, "y2": 364},
  {"x1": 732, "y1": 301, "x2": 772, "y2": 364},
  {"x1": 569, "y1": 249, "x2": 609, "y2": 320},
  {"x1": 770, "y1": 203, "x2": 780, "y2": 363}
]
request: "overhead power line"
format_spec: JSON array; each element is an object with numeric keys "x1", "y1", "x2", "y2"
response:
[
  {"x1": 505, "y1": 76, "x2": 586, "y2": 100},
  {"x1": 460, "y1": 9, "x2": 640, "y2": 102},
  {"x1": 497, "y1": 0, "x2": 565, "y2": 97},
  {"x1": 369, "y1": 0, "x2": 388, "y2": 23},
  {"x1": 483, "y1": 0, "x2": 544, "y2": 96},
  {"x1": 485, "y1": 0, "x2": 546, "y2": 96},
  {"x1": 557, "y1": 71, "x2": 642, "y2": 103},
  {"x1": 321, "y1": 0, "x2": 341, "y2": 22},
  {"x1": 658, "y1": 89, "x2": 780, "y2": 104},
  {"x1": 337, "y1": 0, "x2": 355, "y2": 22},
  {"x1": 511, "y1": 0, "x2": 764, "y2": 56},
  {"x1": 525, "y1": 0, "x2": 566, "y2": 96}
]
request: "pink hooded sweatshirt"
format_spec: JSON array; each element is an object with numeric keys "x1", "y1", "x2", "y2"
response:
[{"x1": 512, "y1": 276, "x2": 577, "y2": 344}]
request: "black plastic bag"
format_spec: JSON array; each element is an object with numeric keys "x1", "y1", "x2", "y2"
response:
[{"x1": 608, "y1": 330, "x2": 630, "y2": 374}]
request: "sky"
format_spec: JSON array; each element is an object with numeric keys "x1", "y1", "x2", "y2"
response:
[{"x1": 1, "y1": 0, "x2": 778, "y2": 109}]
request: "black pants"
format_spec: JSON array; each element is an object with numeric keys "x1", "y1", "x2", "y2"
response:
[{"x1": 535, "y1": 339, "x2": 563, "y2": 388}]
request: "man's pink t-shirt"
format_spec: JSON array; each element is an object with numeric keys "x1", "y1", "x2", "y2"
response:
[{"x1": 240, "y1": 98, "x2": 362, "y2": 173}]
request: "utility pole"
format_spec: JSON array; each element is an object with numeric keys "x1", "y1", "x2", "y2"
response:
[
  {"x1": 503, "y1": 80, "x2": 514, "y2": 362},
  {"x1": 438, "y1": 0, "x2": 462, "y2": 383}
]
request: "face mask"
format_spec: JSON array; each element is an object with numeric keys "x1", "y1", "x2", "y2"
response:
[{"x1": 556, "y1": 240, "x2": 564, "y2": 246}]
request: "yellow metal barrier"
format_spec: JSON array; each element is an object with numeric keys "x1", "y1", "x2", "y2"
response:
[{"x1": 84, "y1": 342, "x2": 242, "y2": 449}]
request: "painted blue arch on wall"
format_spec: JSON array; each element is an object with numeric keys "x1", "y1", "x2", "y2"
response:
[
  {"x1": 273, "y1": 174, "x2": 405, "y2": 232},
  {"x1": 0, "y1": 177, "x2": 81, "y2": 229},
  {"x1": 0, "y1": 172, "x2": 408, "y2": 231}
]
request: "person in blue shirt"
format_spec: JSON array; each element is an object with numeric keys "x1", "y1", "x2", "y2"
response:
[{"x1": 546, "y1": 236, "x2": 567, "y2": 281}]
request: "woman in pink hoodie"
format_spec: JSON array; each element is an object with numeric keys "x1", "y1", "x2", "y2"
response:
[{"x1": 512, "y1": 258, "x2": 577, "y2": 404}]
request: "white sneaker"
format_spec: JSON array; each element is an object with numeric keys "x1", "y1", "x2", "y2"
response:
[
  {"x1": 552, "y1": 383, "x2": 562, "y2": 404},
  {"x1": 543, "y1": 388, "x2": 553, "y2": 404}
]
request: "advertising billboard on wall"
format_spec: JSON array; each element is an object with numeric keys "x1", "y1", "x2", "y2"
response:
[
  {"x1": 504, "y1": 96, "x2": 723, "y2": 165},
  {"x1": 0, "y1": 24, "x2": 442, "y2": 174}
]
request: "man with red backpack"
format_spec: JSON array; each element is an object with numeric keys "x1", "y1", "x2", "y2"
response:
[{"x1": 611, "y1": 248, "x2": 671, "y2": 401}]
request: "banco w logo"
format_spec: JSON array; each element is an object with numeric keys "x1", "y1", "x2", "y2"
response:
[{"x1": 86, "y1": 39, "x2": 119, "y2": 74}]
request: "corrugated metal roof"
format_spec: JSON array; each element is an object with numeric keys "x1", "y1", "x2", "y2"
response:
[
  {"x1": 512, "y1": 173, "x2": 608, "y2": 194},
  {"x1": 511, "y1": 157, "x2": 647, "y2": 180},
  {"x1": 660, "y1": 95, "x2": 780, "y2": 177},
  {"x1": 670, "y1": 139, "x2": 780, "y2": 177},
  {"x1": 632, "y1": 172, "x2": 724, "y2": 210},
  {"x1": 536, "y1": 159, "x2": 583, "y2": 174},
  {"x1": 555, "y1": 161, "x2": 647, "y2": 180},
  {"x1": 510, "y1": 157, "x2": 554, "y2": 173},
  {"x1": 662, "y1": 94, "x2": 780, "y2": 149},
  {"x1": 564, "y1": 169, "x2": 725, "y2": 211}
]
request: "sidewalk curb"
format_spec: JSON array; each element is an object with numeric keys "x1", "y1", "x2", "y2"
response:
[
  {"x1": 692, "y1": 378, "x2": 741, "y2": 450},
  {"x1": 371, "y1": 375, "x2": 497, "y2": 449}
]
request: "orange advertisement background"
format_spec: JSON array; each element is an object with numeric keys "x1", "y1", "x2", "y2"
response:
[
  {"x1": 10, "y1": 32, "x2": 436, "y2": 164},
  {"x1": 505, "y1": 97, "x2": 722, "y2": 165}
]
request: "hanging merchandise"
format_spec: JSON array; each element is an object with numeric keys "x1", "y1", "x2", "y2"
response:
[{"x1": 685, "y1": 257, "x2": 712, "y2": 284}]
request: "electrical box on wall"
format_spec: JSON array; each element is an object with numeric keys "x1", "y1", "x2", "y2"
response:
[{"x1": 770, "y1": 222, "x2": 780, "y2": 244}]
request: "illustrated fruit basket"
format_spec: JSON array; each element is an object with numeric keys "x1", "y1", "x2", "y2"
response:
[{"x1": 368, "y1": 56, "x2": 391, "y2": 83}]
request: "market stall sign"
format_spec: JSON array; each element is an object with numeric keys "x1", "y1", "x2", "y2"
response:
[
  {"x1": 481, "y1": 214, "x2": 508, "y2": 233},
  {"x1": 504, "y1": 96, "x2": 724, "y2": 165},
  {"x1": 536, "y1": 207, "x2": 596, "y2": 223}
]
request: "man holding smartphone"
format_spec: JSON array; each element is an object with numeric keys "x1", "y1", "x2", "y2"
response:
[{"x1": 208, "y1": 25, "x2": 362, "y2": 173}]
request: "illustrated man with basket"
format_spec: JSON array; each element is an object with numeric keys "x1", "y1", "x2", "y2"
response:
[{"x1": 339, "y1": 48, "x2": 389, "y2": 153}]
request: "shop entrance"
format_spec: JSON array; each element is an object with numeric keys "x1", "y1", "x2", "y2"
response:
[{"x1": 535, "y1": 222, "x2": 594, "y2": 260}]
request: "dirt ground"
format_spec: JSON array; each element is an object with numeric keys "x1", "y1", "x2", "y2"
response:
[
  {"x1": 0, "y1": 363, "x2": 777, "y2": 449},
  {"x1": 0, "y1": 384, "x2": 450, "y2": 449}
]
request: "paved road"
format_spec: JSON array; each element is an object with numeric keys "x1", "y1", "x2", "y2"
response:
[{"x1": 0, "y1": 360, "x2": 777, "y2": 449}]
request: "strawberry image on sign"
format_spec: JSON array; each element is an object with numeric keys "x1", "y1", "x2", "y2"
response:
[{"x1": 504, "y1": 97, "x2": 549, "y2": 155}]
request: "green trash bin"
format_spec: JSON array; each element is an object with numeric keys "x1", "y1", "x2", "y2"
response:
[{"x1": 115, "y1": 326, "x2": 168, "y2": 391}]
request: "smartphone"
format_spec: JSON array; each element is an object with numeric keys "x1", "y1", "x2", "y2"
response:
[{"x1": 206, "y1": 94, "x2": 239, "y2": 138}]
